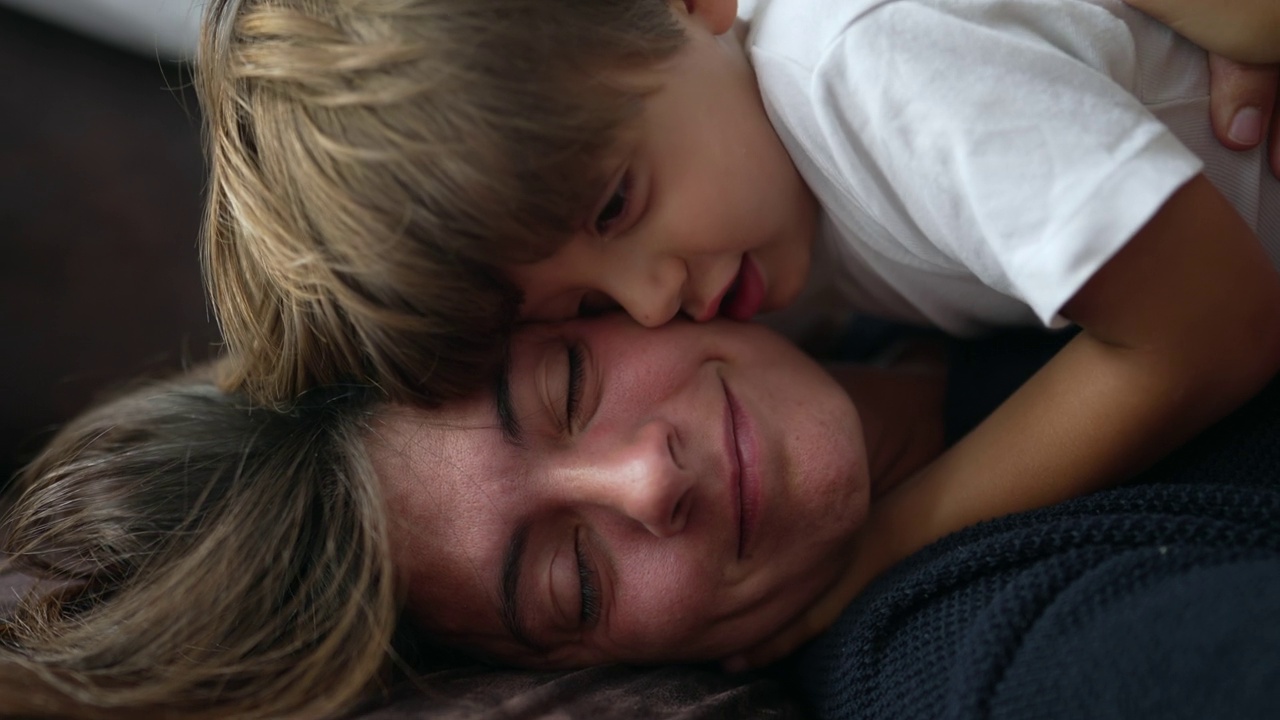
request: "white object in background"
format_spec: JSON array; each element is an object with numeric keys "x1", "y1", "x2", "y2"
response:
[
  {"x1": 0, "y1": 0, "x2": 205, "y2": 60},
  {"x1": 3, "y1": 0, "x2": 757, "y2": 63}
]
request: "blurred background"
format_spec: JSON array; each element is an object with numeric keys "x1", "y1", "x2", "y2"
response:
[{"x1": 0, "y1": 1, "x2": 219, "y2": 487}]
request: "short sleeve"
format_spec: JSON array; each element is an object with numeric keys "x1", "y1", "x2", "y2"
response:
[{"x1": 808, "y1": 0, "x2": 1204, "y2": 325}]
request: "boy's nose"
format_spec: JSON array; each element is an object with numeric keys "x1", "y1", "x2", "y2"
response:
[
  {"x1": 611, "y1": 257, "x2": 686, "y2": 327},
  {"x1": 568, "y1": 420, "x2": 693, "y2": 538}
]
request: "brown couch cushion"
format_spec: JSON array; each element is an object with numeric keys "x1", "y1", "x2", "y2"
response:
[{"x1": 0, "y1": 7, "x2": 219, "y2": 487}]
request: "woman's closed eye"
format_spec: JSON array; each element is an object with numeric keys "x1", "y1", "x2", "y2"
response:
[
  {"x1": 575, "y1": 529, "x2": 601, "y2": 625},
  {"x1": 564, "y1": 342, "x2": 586, "y2": 430}
]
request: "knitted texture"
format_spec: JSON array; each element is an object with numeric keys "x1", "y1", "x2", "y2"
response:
[{"x1": 791, "y1": 366, "x2": 1280, "y2": 720}]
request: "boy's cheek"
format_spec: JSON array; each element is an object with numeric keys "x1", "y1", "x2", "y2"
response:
[{"x1": 760, "y1": 235, "x2": 815, "y2": 313}]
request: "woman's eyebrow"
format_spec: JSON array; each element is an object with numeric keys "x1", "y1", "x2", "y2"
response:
[
  {"x1": 499, "y1": 520, "x2": 544, "y2": 654},
  {"x1": 494, "y1": 358, "x2": 524, "y2": 445}
]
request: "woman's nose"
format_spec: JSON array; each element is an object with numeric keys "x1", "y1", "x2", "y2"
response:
[
  {"x1": 610, "y1": 257, "x2": 687, "y2": 327},
  {"x1": 573, "y1": 420, "x2": 693, "y2": 538}
]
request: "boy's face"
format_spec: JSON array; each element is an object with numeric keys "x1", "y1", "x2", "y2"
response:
[{"x1": 507, "y1": 0, "x2": 818, "y2": 327}]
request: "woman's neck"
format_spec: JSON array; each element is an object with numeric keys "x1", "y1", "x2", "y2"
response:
[{"x1": 826, "y1": 356, "x2": 947, "y2": 498}]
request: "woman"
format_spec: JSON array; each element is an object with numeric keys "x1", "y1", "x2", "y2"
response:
[
  {"x1": 0, "y1": 316, "x2": 945, "y2": 717},
  {"x1": 5, "y1": 316, "x2": 1280, "y2": 719}
]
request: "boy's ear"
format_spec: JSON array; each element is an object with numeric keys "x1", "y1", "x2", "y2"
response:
[{"x1": 679, "y1": 0, "x2": 738, "y2": 36}]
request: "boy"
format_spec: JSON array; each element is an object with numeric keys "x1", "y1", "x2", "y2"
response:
[
  {"x1": 201, "y1": 0, "x2": 1276, "y2": 404},
  {"x1": 200, "y1": 0, "x2": 1280, "y2": 663}
]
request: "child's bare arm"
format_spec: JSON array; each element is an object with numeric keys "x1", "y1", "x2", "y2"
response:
[
  {"x1": 884, "y1": 174, "x2": 1280, "y2": 530},
  {"x1": 726, "y1": 174, "x2": 1280, "y2": 671}
]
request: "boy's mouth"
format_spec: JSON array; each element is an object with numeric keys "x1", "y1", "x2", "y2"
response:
[{"x1": 721, "y1": 256, "x2": 766, "y2": 321}]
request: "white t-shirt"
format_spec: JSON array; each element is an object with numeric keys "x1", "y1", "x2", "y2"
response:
[{"x1": 745, "y1": 0, "x2": 1280, "y2": 336}]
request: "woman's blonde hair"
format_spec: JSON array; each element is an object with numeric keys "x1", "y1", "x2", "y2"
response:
[
  {"x1": 199, "y1": 0, "x2": 685, "y2": 407},
  {"x1": 0, "y1": 367, "x2": 408, "y2": 719}
]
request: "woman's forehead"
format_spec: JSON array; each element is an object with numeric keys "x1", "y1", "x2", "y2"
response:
[
  {"x1": 368, "y1": 398, "x2": 528, "y2": 513},
  {"x1": 370, "y1": 407, "x2": 533, "y2": 662},
  {"x1": 370, "y1": 394, "x2": 501, "y2": 460}
]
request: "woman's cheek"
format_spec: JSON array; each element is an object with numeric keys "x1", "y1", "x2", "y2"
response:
[{"x1": 610, "y1": 551, "x2": 720, "y2": 652}]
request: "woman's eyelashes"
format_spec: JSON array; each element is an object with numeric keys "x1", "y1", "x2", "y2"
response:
[
  {"x1": 555, "y1": 344, "x2": 598, "y2": 628},
  {"x1": 565, "y1": 343, "x2": 586, "y2": 429},
  {"x1": 593, "y1": 172, "x2": 631, "y2": 236},
  {"x1": 575, "y1": 530, "x2": 601, "y2": 625}
]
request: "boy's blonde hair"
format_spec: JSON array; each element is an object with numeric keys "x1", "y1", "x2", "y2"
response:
[{"x1": 199, "y1": 0, "x2": 685, "y2": 406}]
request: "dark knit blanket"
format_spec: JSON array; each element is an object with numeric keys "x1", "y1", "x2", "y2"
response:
[{"x1": 790, "y1": 332, "x2": 1280, "y2": 720}]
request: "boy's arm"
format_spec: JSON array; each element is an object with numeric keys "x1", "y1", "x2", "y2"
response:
[
  {"x1": 867, "y1": 174, "x2": 1280, "y2": 552},
  {"x1": 1126, "y1": 0, "x2": 1280, "y2": 63},
  {"x1": 726, "y1": 174, "x2": 1280, "y2": 671}
]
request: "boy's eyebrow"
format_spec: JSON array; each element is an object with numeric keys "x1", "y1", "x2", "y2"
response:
[{"x1": 499, "y1": 521, "x2": 542, "y2": 653}]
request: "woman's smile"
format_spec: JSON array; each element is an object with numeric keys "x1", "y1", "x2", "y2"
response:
[
  {"x1": 368, "y1": 315, "x2": 870, "y2": 667},
  {"x1": 720, "y1": 375, "x2": 744, "y2": 558},
  {"x1": 724, "y1": 378, "x2": 762, "y2": 558}
]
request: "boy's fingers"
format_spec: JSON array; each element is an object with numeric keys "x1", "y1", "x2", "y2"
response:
[
  {"x1": 1207, "y1": 54, "x2": 1280, "y2": 179},
  {"x1": 1207, "y1": 54, "x2": 1279, "y2": 153}
]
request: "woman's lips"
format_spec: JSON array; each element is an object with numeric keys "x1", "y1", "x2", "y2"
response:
[{"x1": 723, "y1": 383, "x2": 761, "y2": 559}]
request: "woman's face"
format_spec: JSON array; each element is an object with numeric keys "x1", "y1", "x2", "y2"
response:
[{"x1": 368, "y1": 316, "x2": 870, "y2": 668}]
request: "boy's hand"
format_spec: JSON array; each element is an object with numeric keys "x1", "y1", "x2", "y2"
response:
[
  {"x1": 1207, "y1": 56, "x2": 1280, "y2": 178},
  {"x1": 1124, "y1": 0, "x2": 1280, "y2": 177}
]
